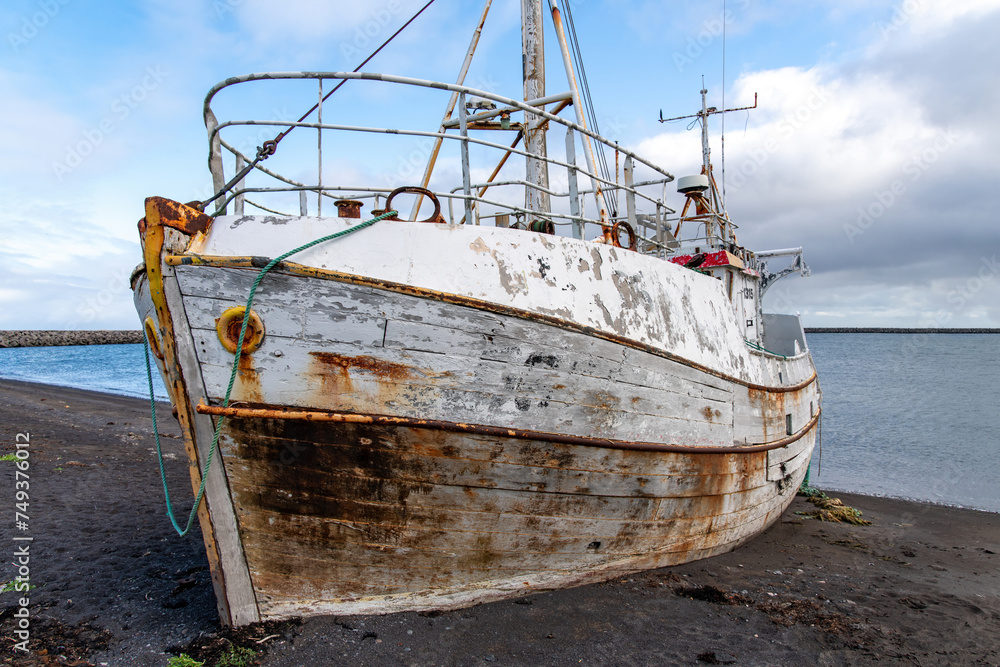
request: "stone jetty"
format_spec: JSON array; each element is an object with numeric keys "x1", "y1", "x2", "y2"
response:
[{"x1": 0, "y1": 330, "x2": 144, "y2": 348}]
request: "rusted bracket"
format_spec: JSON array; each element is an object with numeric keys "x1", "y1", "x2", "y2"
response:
[{"x1": 140, "y1": 197, "x2": 214, "y2": 237}]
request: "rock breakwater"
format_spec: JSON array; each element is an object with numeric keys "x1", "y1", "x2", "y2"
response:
[
  {"x1": 0, "y1": 330, "x2": 144, "y2": 348},
  {"x1": 804, "y1": 327, "x2": 1000, "y2": 333}
]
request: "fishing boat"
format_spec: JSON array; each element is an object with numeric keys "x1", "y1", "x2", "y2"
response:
[{"x1": 132, "y1": 0, "x2": 819, "y2": 627}]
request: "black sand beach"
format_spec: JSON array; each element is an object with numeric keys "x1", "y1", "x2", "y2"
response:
[{"x1": 1, "y1": 378, "x2": 998, "y2": 666}]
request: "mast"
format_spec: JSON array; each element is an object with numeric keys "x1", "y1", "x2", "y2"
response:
[
  {"x1": 548, "y1": 0, "x2": 609, "y2": 231},
  {"x1": 697, "y1": 86, "x2": 725, "y2": 242},
  {"x1": 522, "y1": 0, "x2": 551, "y2": 218},
  {"x1": 699, "y1": 87, "x2": 712, "y2": 181},
  {"x1": 697, "y1": 86, "x2": 720, "y2": 244},
  {"x1": 660, "y1": 87, "x2": 757, "y2": 248},
  {"x1": 411, "y1": 0, "x2": 493, "y2": 220}
]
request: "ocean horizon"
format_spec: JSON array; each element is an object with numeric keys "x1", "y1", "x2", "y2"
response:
[{"x1": 0, "y1": 333, "x2": 997, "y2": 513}]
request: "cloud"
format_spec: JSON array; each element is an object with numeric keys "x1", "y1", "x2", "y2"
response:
[
  {"x1": 0, "y1": 69, "x2": 83, "y2": 180},
  {"x1": 0, "y1": 199, "x2": 140, "y2": 329},
  {"x1": 5, "y1": 0, "x2": 1000, "y2": 331},
  {"x1": 224, "y1": 0, "x2": 401, "y2": 41},
  {"x1": 636, "y1": 3, "x2": 1000, "y2": 326},
  {"x1": 213, "y1": 0, "x2": 452, "y2": 69}
]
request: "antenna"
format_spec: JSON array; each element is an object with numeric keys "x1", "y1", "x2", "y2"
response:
[
  {"x1": 658, "y1": 92, "x2": 757, "y2": 125},
  {"x1": 658, "y1": 89, "x2": 757, "y2": 247},
  {"x1": 657, "y1": 89, "x2": 757, "y2": 205},
  {"x1": 722, "y1": 0, "x2": 726, "y2": 201}
]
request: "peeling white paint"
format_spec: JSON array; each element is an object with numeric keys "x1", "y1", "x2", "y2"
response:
[{"x1": 197, "y1": 219, "x2": 771, "y2": 384}]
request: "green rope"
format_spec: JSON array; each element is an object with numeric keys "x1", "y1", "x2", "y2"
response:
[
  {"x1": 145, "y1": 210, "x2": 397, "y2": 536},
  {"x1": 797, "y1": 457, "x2": 825, "y2": 497},
  {"x1": 743, "y1": 338, "x2": 787, "y2": 359}
]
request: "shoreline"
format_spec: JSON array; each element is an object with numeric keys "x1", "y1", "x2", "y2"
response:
[
  {"x1": 1, "y1": 376, "x2": 996, "y2": 516},
  {"x1": 1, "y1": 379, "x2": 998, "y2": 666},
  {"x1": 0, "y1": 376, "x2": 165, "y2": 404},
  {"x1": 2, "y1": 326, "x2": 999, "y2": 348}
]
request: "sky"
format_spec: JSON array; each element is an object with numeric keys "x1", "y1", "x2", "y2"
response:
[{"x1": 2, "y1": 0, "x2": 999, "y2": 330}]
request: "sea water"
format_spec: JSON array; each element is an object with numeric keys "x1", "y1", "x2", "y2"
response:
[
  {"x1": 807, "y1": 333, "x2": 999, "y2": 513},
  {"x1": 0, "y1": 335, "x2": 997, "y2": 512},
  {"x1": 0, "y1": 344, "x2": 168, "y2": 400}
]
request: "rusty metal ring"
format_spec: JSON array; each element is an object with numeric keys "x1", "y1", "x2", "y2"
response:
[
  {"x1": 611, "y1": 220, "x2": 637, "y2": 251},
  {"x1": 383, "y1": 186, "x2": 447, "y2": 224},
  {"x1": 216, "y1": 306, "x2": 265, "y2": 355},
  {"x1": 259, "y1": 140, "x2": 278, "y2": 158}
]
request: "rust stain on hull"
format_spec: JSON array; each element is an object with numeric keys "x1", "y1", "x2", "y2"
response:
[
  {"x1": 234, "y1": 354, "x2": 264, "y2": 404},
  {"x1": 307, "y1": 351, "x2": 428, "y2": 408},
  {"x1": 200, "y1": 402, "x2": 821, "y2": 454},
  {"x1": 218, "y1": 414, "x2": 813, "y2": 615},
  {"x1": 310, "y1": 351, "x2": 421, "y2": 381},
  {"x1": 701, "y1": 405, "x2": 723, "y2": 423}
]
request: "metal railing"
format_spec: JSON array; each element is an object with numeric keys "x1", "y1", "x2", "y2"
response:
[{"x1": 203, "y1": 71, "x2": 678, "y2": 255}]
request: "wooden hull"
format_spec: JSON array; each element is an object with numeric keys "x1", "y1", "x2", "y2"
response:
[
  {"x1": 133, "y1": 205, "x2": 819, "y2": 625},
  {"x1": 220, "y1": 416, "x2": 812, "y2": 619}
]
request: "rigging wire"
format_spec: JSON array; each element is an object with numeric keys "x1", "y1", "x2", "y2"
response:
[
  {"x1": 274, "y1": 0, "x2": 438, "y2": 148},
  {"x1": 565, "y1": 3, "x2": 615, "y2": 217},
  {"x1": 562, "y1": 0, "x2": 617, "y2": 218},
  {"x1": 202, "y1": 0, "x2": 439, "y2": 211},
  {"x1": 721, "y1": 0, "x2": 726, "y2": 204}
]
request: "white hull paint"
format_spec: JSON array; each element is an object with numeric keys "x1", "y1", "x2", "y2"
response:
[{"x1": 190, "y1": 217, "x2": 775, "y2": 384}]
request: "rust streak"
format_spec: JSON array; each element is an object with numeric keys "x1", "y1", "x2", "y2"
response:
[
  {"x1": 198, "y1": 402, "x2": 821, "y2": 454},
  {"x1": 236, "y1": 354, "x2": 264, "y2": 403},
  {"x1": 309, "y1": 352, "x2": 420, "y2": 381}
]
